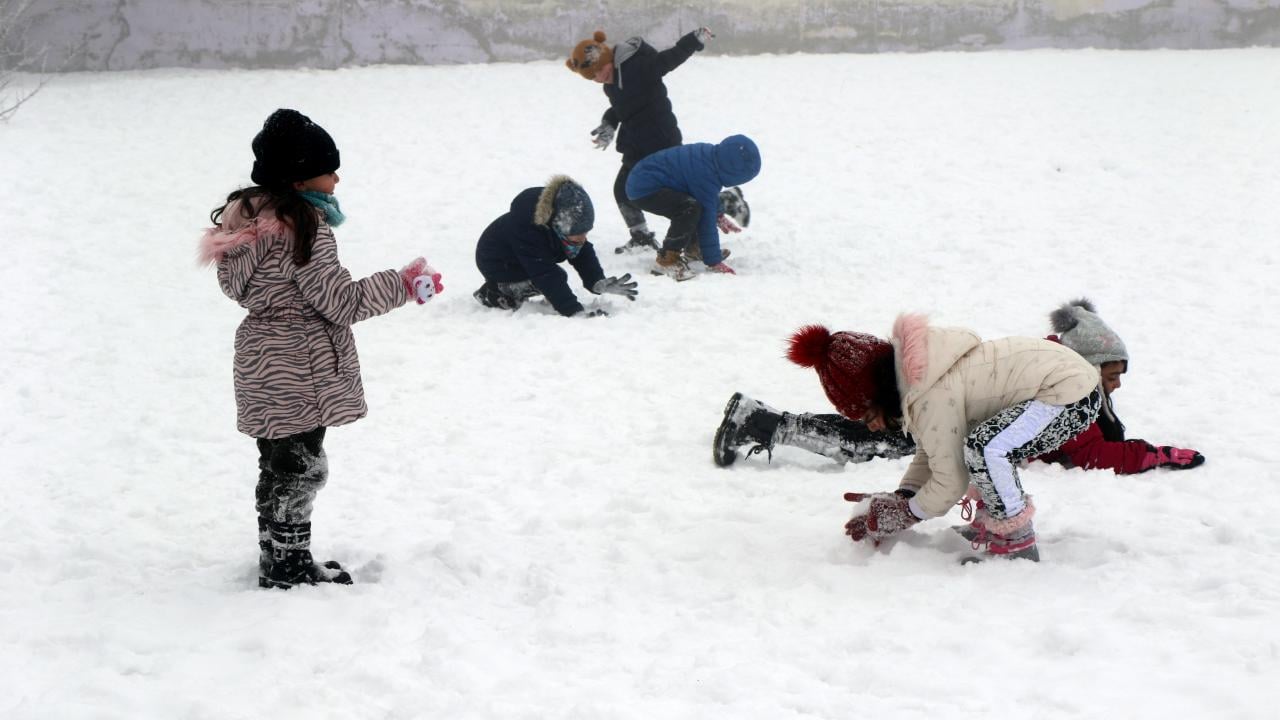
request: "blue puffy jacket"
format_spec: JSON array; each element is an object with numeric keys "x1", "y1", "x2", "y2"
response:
[{"x1": 625, "y1": 135, "x2": 761, "y2": 265}]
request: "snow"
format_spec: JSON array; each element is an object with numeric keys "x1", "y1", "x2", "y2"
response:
[{"x1": 2, "y1": 49, "x2": 1279, "y2": 719}]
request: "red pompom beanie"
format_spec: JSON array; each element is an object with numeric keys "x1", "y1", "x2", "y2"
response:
[{"x1": 787, "y1": 324, "x2": 895, "y2": 419}]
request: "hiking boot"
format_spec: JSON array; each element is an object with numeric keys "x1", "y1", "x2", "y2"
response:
[
  {"x1": 651, "y1": 250, "x2": 695, "y2": 282},
  {"x1": 682, "y1": 245, "x2": 731, "y2": 264},
  {"x1": 615, "y1": 228, "x2": 659, "y2": 254},
  {"x1": 713, "y1": 392, "x2": 784, "y2": 467}
]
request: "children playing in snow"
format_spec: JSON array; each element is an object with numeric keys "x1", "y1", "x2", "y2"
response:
[
  {"x1": 625, "y1": 134, "x2": 762, "y2": 280},
  {"x1": 472, "y1": 176, "x2": 637, "y2": 317},
  {"x1": 785, "y1": 316, "x2": 1102, "y2": 562},
  {"x1": 566, "y1": 27, "x2": 712, "y2": 254},
  {"x1": 716, "y1": 298, "x2": 1204, "y2": 479},
  {"x1": 1034, "y1": 299, "x2": 1204, "y2": 474},
  {"x1": 199, "y1": 108, "x2": 443, "y2": 589}
]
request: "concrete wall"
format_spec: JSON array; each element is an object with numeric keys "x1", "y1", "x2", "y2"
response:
[{"x1": 7, "y1": 0, "x2": 1280, "y2": 72}]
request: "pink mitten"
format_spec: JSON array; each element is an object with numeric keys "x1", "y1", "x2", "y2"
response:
[
  {"x1": 844, "y1": 492, "x2": 921, "y2": 543},
  {"x1": 1139, "y1": 444, "x2": 1205, "y2": 471},
  {"x1": 400, "y1": 257, "x2": 444, "y2": 304}
]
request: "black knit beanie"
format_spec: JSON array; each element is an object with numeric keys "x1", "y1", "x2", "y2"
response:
[{"x1": 250, "y1": 109, "x2": 341, "y2": 186}]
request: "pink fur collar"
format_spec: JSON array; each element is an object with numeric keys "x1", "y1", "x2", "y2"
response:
[
  {"x1": 196, "y1": 213, "x2": 288, "y2": 266},
  {"x1": 892, "y1": 313, "x2": 930, "y2": 387}
]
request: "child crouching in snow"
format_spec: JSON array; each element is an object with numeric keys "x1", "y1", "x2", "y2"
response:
[
  {"x1": 787, "y1": 315, "x2": 1101, "y2": 562},
  {"x1": 198, "y1": 108, "x2": 443, "y2": 589}
]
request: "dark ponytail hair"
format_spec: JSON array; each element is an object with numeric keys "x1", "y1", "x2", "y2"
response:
[
  {"x1": 210, "y1": 185, "x2": 319, "y2": 266},
  {"x1": 871, "y1": 352, "x2": 903, "y2": 423}
]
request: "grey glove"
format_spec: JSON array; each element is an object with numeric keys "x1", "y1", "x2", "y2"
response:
[
  {"x1": 591, "y1": 123, "x2": 616, "y2": 150},
  {"x1": 694, "y1": 27, "x2": 715, "y2": 45},
  {"x1": 592, "y1": 273, "x2": 638, "y2": 301}
]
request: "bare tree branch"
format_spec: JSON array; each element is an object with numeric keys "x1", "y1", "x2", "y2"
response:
[{"x1": 1, "y1": 0, "x2": 49, "y2": 121}]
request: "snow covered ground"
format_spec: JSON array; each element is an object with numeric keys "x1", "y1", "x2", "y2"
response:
[{"x1": 2, "y1": 48, "x2": 1279, "y2": 719}]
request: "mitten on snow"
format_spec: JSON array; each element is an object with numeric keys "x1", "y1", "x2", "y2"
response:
[
  {"x1": 1138, "y1": 444, "x2": 1205, "y2": 472},
  {"x1": 717, "y1": 213, "x2": 742, "y2": 234},
  {"x1": 592, "y1": 273, "x2": 638, "y2": 301},
  {"x1": 583, "y1": 309, "x2": 610, "y2": 318},
  {"x1": 694, "y1": 27, "x2": 715, "y2": 45},
  {"x1": 400, "y1": 258, "x2": 444, "y2": 305},
  {"x1": 707, "y1": 262, "x2": 736, "y2": 275},
  {"x1": 843, "y1": 491, "x2": 921, "y2": 543},
  {"x1": 591, "y1": 123, "x2": 616, "y2": 150}
]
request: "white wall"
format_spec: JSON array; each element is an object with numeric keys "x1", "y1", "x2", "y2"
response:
[{"x1": 10, "y1": 0, "x2": 1280, "y2": 72}]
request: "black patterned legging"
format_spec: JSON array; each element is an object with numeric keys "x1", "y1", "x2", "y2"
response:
[
  {"x1": 964, "y1": 391, "x2": 1102, "y2": 519},
  {"x1": 254, "y1": 426, "x2": 328, "y2": 525}
]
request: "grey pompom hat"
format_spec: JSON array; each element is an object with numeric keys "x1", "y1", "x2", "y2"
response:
[{"x1": 1050, "y1": 298, "x2": 1129, "y2": 368}]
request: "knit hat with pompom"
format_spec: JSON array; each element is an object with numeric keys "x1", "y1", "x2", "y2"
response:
[
  {"x1": 1050, "y1": 298, "x2": 1129, "y2": 369},
  {"x1": 787, "y1": 325, "x2": 896, "y2": 420}
]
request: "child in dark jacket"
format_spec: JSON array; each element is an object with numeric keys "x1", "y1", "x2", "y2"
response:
[
  {"x1": 473, "y1": 176, "x2": 637, "y2": 317},
  {"x1": 199, "y1": 109, "x2": 442, "y2": 589},
  {"x1": 566, "y1": 28, "x2": 711, "y2": 254},
  {"x1": 626, "y1": 135, "x2": 762, "y2": 280},
  {"x1": 1035, "y1": 299, "x2": 1204, "y2": 474}
]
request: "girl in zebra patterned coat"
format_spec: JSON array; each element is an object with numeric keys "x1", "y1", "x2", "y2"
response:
[{"x1": 199, "y1": 109, "x2": 443, "y2": 590}]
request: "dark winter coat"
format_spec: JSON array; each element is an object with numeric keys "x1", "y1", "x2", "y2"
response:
[
  {"x1": 625, "y1": 136, "x2": 762, "y2": 265},
  {"x1": 199, "y1": 198, "x2": 408, "y2": 439},
  {"x1": 475, "y1": 186, "x2": 607, "y2": 317},
  {"x1": 601, "y1": 33, "x2": 703, "y2": 165}
]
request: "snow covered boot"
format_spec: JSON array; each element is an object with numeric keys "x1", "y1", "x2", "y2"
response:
[
  {"x1": 651, "y1": 250, "x2": 695, "y2": 282},
  {"x1": 713, "y1": 392, "x2": 784, "y2": 467},
  {"x1": 718, "y1": 186, "x2": 751, "y2": 228},
  {"x1": 262, "y1": 521, "x2": 353, "y2": 589},
  {"x1": 615, "y1": 228, "x2": 660, "y2": 254},
  {"x1": 960, "y1": 500, "x2": 1039, "y2": 564}
]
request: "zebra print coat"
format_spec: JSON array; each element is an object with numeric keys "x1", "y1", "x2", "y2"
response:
[{"x1": 199, "y1": 199, "x2": 408, "y2": 439}]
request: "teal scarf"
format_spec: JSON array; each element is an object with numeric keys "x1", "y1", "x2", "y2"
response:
[{"x1": 299, "y1": 191, "x2": 346, "y2": 227}]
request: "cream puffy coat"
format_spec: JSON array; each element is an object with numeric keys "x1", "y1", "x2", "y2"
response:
[{"x1": 890, "y1": 314, "x2": 1098, "y2": 517}]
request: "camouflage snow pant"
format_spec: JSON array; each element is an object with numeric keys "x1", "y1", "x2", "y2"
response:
[{"x1": 964, "y1": 390, "x2": 1102, "y2": 519}]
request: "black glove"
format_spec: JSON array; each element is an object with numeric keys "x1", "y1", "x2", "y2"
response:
[
  {"x1": 591, "y1": 123, "x2": 616, "y2": 150},
  {"x1": 583, "y1": 309, "x2": 610, "y2": 318},
  {"x1": 592, "y1": 274, "x2": 638, "y2": 301}
]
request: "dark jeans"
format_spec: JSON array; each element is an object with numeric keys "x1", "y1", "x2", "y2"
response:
[
  {"x1": 255, "y1": 427, "x2": 328, "y2": 525},
  {"x1": 613, "y1": 162, "x2": 647, "y2": 230},
  {"x1": 630, "y1": 188, "x2": 702, "y2": 253}
]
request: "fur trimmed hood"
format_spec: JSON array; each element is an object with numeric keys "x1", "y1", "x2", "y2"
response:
[
  {"x1": 532, "y1": 175, "x2": 594, "y2": 237},
  {"x1": 197, "y1": 198, "x2": 288, "y2": 266},
  {"x1": 890, "y1": 314, "x2": 981, "y2": 428}
]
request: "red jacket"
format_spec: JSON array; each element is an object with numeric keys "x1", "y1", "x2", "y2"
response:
[{"x1": 1035, "y1": 421, "x2": 1152, "y2": 474}]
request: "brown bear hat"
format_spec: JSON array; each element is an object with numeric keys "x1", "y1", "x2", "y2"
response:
[{"x1": 566, "y1": 30, "x2": 613, "y2": 80}]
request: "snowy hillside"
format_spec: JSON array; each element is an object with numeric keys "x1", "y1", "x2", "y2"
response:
[{"x1": 1, "y1": 49, "x2": 1279, "y2": 719}]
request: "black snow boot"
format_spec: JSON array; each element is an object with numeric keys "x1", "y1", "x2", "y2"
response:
[
  {"x1": 262, "y1": 521, "x2": 353, "y2": 589},
  {"x1": 713, "y1": 392, "x2": 784, "y2": 467}
]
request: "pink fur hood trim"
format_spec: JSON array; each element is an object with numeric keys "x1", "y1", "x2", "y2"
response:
[
  {"x1": 196, "y1": 205, "x2": 289, "y2": 267},
  {"x1": 892, "y1": 313, "x2": 931, "y2": 387}
]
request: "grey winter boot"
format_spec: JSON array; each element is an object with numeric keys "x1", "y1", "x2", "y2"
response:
[
  {"x1": 959, "y1": 502, "x2": 1040, "y2": 564},
  {"x1": 713, "y1": 393, "x2": 785, "y2": 467},
  {"x1": 616, "y1": 228, "x2": 660, "y2": 253},
  {"x1": 262, "y1": 521, "x2": 353, "y2": 589}
]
